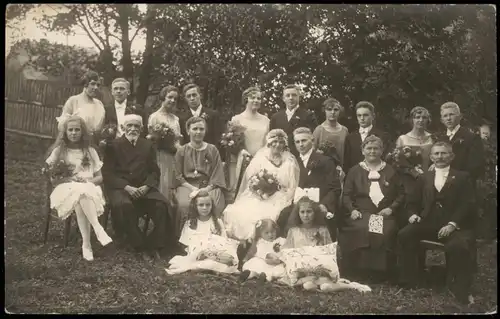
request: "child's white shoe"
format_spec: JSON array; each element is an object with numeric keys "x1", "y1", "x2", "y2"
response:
[{"x1": 82, "y1": 245, "x2": 94, "y2": 261}]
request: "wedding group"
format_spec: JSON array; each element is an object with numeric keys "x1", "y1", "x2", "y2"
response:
[{"x1": 43, "y1": 70, "x2": 484, "y2": 303}]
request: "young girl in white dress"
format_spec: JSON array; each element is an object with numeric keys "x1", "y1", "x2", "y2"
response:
[
  {"x1": 240, "y1": 219, "x2": 286, "y2": 283},
  {"x1": 281, "y1": 196, "x2": 370, "y2": 292},
  {"x1": 166, "y1": 191, "x2": 239, "y2": 275},
  {"x1": 45, "y1": 115, "x2": 112, "y2": 261}
]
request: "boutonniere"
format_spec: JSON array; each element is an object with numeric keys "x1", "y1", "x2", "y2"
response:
[
  {"x1": 381, "y1": 178, "x2": 390, "y2": 187},
  {"x1": 204, "y1": 153, "x2": 211, "y2": 164},
  {"x1": 454, "y1": 138, "x2": 464, "y2": 145}
]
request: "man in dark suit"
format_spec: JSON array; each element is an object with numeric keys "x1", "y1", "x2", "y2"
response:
[
  {"x1": 439, "y1": 102, "x2": 484, "y2": 183},
  {"x1": 276, "y1": 127, "x2": 342, "y2": 240},
  {"x1": 269, "y1": 84, "x2": 318, "y2": 157},
  {"x1": 343, "y1": 101, "x2": 391, "y2": 173},
  {"x1": 397, "y1": 141, "x2": 476, "y2": 304},
  {"x1": 102, "y1": 114, "x2": 174, "y2": 262},
  {"x1": 103, "y1": 78, "x2": 148, "y2": 138},
  {"x1": 178, "y1": 83, "x2": 222, "y2": 147}
]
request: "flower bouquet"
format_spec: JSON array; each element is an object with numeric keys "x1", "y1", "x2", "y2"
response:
[
  {"x1": 146, "y1": 123, "x2": 177, "y2": 154},
  {"x1": 316, "y1": 140, "x2": 341, "y2": 165},
  {"x1": 43, "y1": 160, "x2": 75, "y2": 184},
  {"x1": 248, "y1": 168, "x2": 281, "y2": 200},
  {"x1": 220, "y1": 121, "x2": 246, "y2": 156},
  {"x1": 385, "y1": 145, "x2": 424, "y2": 179},
  {"x1": 98, "y1": 124, "x2": 118, "y2": 149}
]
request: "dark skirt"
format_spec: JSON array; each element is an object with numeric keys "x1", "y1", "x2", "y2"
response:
[{"x1": 338, "y1": 212, "x2": 397, "y2": 272}]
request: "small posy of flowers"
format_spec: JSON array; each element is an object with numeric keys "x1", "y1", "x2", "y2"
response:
[
  {"x1": 200, "y1": 112, "x2": 209, "y2": 121},
  {"x1": 385, "y1": 146, "x2": 424, "y2": 179},
  {"x1": 316, "y1": 140, "x2": 341, "y2": 165},
  {"x1": 146, "y1": 123, "x2": 177, "y2": 154},
  {"x1": 248, "y1": 168, "x2": 282, "y2": 200},
  {"x1": 44, "y1": 160, "x2": 75, "y2": 183},
  {"x1": 220, "y1": 121, "x2": 246, "y2": 155},
  {"x1": 99, "y1": 124, "x2": 118, "y2": 148},
  {"x1": 81, "y1": 153, "x2": 91, "y2": 169}
]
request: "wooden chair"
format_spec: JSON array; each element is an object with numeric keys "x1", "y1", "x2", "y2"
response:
[
  {"x1": 417, "y1": 238, "x2": 478, "y2": 287},
  {"x1": 42, "y1": 164, "x2": 111, "y2": 247}
]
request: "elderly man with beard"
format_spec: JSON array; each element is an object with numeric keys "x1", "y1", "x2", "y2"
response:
[{"x1": 102, "y1": 114, "x2": 175, "y2": 262}]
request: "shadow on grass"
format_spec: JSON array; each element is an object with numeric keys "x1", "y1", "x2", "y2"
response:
[{"x1": 4, "y1": 133, "x2": 498, "y2": 314}]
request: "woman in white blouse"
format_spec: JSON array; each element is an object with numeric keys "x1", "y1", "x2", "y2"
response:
[
  {"x1": 148, "y1": 85, "x2": 182, "y2": 202},
  {"x1": 56, "y1": 71, "x2": 105, "y2": 141},
  {"x1": 227, "y1": 87, "x2": 270, "y2": 201}
]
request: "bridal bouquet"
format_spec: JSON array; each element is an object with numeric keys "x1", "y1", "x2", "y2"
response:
[
  {"x1": 43, "y1": 160, "x2": 75, "y2": 183},
  {"x1": 220, "y1": 121, "x2": 246, "y2": 155},
  {"x1": 385, "y1": 146, "x2": 424, "y2": 179},
  {"x1": 98, "y1": 124, "x2": 118, "y2": 148},
  {"x1": 248, "y1": 169, "x2": 281, "y2": 200},
  {"x1": 146, "y1": 123, "x2": 177, "y2": 154}
]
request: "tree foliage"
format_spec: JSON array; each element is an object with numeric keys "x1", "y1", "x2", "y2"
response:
[
  {"x1": 7, "y1": 39, "x2": 100, "y2": 85},
  {"x1": 7, "y1": 4, "x2": 496, "y2": 131}
]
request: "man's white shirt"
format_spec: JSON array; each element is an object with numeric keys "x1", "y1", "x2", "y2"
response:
[
  {"x1": 359, "y1": 124, "x2": 373, "y2": 142},
  {"x1": 286, "y1": 105, "x2": 300, "y2": 122},
  {"x1": 115, "y1": 99, "x2": 127, "y2": 137},
  {"x1": 190, "y1": 104, "x2": 203, "y2": 117}
]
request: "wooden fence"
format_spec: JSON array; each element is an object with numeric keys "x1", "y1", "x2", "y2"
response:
[
  {"x1": 5, "y1": 73, "x2": 82, "y2": 108},
  {"x1": 5, "y1": 99, "x2": 61, "y2": 139}
]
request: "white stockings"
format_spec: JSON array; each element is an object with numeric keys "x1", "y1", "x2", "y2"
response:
[{"x1": 74, "y1": 196, "x2": 112, "y2": 261}]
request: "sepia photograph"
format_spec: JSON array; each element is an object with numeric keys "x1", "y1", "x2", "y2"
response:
[{"x1": 4, "y1": 3, "x2": 497, "y2": 314}]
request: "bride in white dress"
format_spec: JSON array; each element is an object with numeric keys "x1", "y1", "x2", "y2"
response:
[{"x1": 223, "y1": 129, "x2": 300, "y2": 241}]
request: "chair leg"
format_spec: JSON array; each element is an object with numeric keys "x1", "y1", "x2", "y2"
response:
[
  {"x1": 143, "y1": 215, "x2": 151, "y2": 235},
  {"x1": 43, "y1": 208, "x2": 52, "y2": 244},
  {"x1": 63, "y1": 215, "x2": 72, "y2": 248},
  {"x1": 103, "y1": 207, "x2": 110, "y2": 231}
]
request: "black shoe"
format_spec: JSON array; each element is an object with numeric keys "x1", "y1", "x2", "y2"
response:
[{"x1": 239, "y1": 270, "x2": 251, "y2": 282}]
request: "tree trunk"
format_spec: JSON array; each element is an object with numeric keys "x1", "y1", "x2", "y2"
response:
[
  {"x1": 98, "y1": 47, "x2": 115, "y2": 87},
  {"x1": 117, "y1": 4, "x2": 134, "y2": 93},
  {"x1": 135, "y1": 4, "x2": 155, "y2": 107}
]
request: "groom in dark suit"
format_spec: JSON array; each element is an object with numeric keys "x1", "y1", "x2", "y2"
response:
[
  {"x1": 343, "y1": 101, "x2": 391, "y2": 173},
  {"x1": 397, "y1": 141, "x2": 476, "y2": 304},
  {"x1": 276, "y1": 127, "x2": 342, "y2": 240},
  {"x1": 178, "y1": 83, "x2": 222, "y2": 147},
  {"x1": 269, "y1": 84, "x2": 317, "y2": 158},
  {"x1": 102, "y1": 114, "x2": 175, "y2": 262},
  {"x1": 438, "y1": 102, "x2": 484, "y2": 183},
  {"x1": 103, "y1": 78, "x2": 148, "y2": 138}
]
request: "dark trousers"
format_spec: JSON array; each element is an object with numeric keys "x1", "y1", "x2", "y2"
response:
[
  {"x1": 397, "y1": 222, "x2": 475, "y2": 298},
  {"x1": 109, "y1": 190, "x2": 170, "y2": 252},
  {"x1": 276, "y1": 204, "x2": 337, "y2": 242}
]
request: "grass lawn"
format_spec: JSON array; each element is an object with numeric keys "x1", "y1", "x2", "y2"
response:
[{"x1": 4, "y1": 133, "x2": 498, "y2": 314}]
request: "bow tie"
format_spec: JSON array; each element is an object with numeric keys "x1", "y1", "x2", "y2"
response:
[
  {"x1": 116, "y1": 104, "x2": 126, "y2": 109},
  {"x1": 359, "y1": 128, "x2": 368, "y2": 134},
  {"x1": 446, "y1": 131, "x2": 453, "y2": 136}
]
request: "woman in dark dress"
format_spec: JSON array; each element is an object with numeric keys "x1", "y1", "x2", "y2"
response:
[{"x1": 338, "y1": 135, "x2": 404, "y2": 281}]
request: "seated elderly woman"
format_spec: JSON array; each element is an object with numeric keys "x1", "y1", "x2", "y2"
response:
[
  {"x1": 338, "y1": 135, "x2": 404, "y2": 282},
  {"x1": 174, "y1": 116, "x2": 226, "y2": 239}
]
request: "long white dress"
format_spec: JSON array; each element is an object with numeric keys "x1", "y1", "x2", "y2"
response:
[
  {"x1": 222, "y1": 147, "x2": 300, "y2": 241},
  {"x1": 46, "y1": 147, "x2": 105, "y2": 220},
  {"x1": 242, "y1": 238, "x2": 286, "y2": 280},
  {"x1": 165, "y1": 219, "x2": 240, "y2": 275}
]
